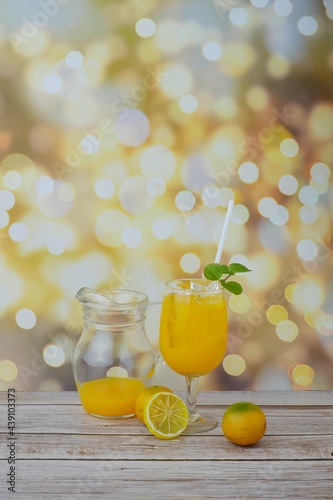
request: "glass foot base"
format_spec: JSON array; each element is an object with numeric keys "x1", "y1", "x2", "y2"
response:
[{"x1": 183, "y1": 413, "x2": 217, "y2": 434}]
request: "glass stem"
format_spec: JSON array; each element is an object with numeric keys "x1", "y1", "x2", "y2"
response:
[{"x1": 185, "y1": 376, "x2": 201, "y2": 423}]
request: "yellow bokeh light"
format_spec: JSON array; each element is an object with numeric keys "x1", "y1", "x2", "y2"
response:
[
  {"x1": 310, "y1": 179, "x2": 329, "y2": 195},
  {"x1": 41, "y1": 251, "x2": 113, "y2": 297},
  {"x1": 38, "y1": 181, "x2": 60, "y2": 202},
  {"x1": 95, "y1": 209, "x2": 130, "y2": 246},
  {"x1": 25, "y1": 59, "x2": 54, "y2": 93},
  {"x1": 43, "y1": 74, "x2": 63, "y2": 94},
  {"x1": 1, "y1": 153, "x2": 37, "y2": 191},
  {"x1": 246, "y1": 252, "x2": 281, "y2": 290},
  {"x1": 179, "y1": 94, "x2": 199, "y2": 114},
  {"x1": 16, "y1": 308, "x2": 37, "y2": 329},
  {"x1": 215, "y1": 96, "x2": 238, "y2": 120},
  {"x1": 276, "y1": 320, "x2": 299, "y2": 342},
  {"x1": 156, "y1": 20, "x2": 187, "y2": 54},
  {"x1": 184, "y1": 20, "x2": 204, "y2": 45},
  {"x1": 266, "y1": 305, "x2": 288, "y2": 325},
  {"x1": 285, "y1": 284, "x2": 302, "y2": 305},
  {"x1": 267, "y1": 55, "x2": 290, "y2": 79},
  {"x1": 229, "y1": 7, "x2": 248, "y2": 26},
  {"x1": 304, "y1": 308, "x2": 324, "y2": 327},
  {"x1": 298, "y1": 16, "x2": 318, "y2": 36},
  {"x1": 57, "y1": 183, "x2": 76, "y2": 202},
  {"x1": 292, "y1": 364, "x2": 314, "y2": 386},
  {"x1": 264, "y1": 143, "x2": 298, "y2": 174},
  {"x1": 280, "y1": 138, "x2": 299, "y2": 158},
  {"x1": 309, "y1": 104, "x2": 333, "y2": 139},
  {"x1": 160, "y1": 63, "x2": 193, "y2": 98},
  {"x1": 119, "y1": 176, "x2": 155, "y2": 214},
  {"x1": 207, "y1": 125, "x2": 245, "y2": 164},
  {"x1": 0, "y1": 269, "x2": 24, "y2": 314},
  {"x1": 147, "y1": 177, "x2": 166, "y2": 197},
  {"x1": 246, "y1": 85, "x2": 269, "y2": 111},
  {"x1": 316, "y1": 314, "x2": 333, "y2": 336},
  {"x1": 12, "y1": 29, "x2": 49, "y2": 58},
  {"x1": 180, "y1": 253, "x2": 201, "y2": 273},
  {"x1": 136, "y1": 39, "x2": 161, "y2": 64},
  {"x1": 229, "y1": 293, "x2": 251, "y2": 314},
  {"x1": 122, "y1": 227, "x2": 142, "y2": 248},
  {"x1": 87, "y1": 41, "x2": 112, "y2": 63},
  {"x1": 151, "y1": 125, "x2": 175, "y2": 147},
  {"x1": 0, "y1": 189, "x2": 15, "y2": 210},
  {"x1": 65, "y1": 50, "x2": 84, "y2": 69},
  {"x1": 63, "y1": 94, "x2": 99, "y2": 128},
  {"x1": 273, "y1": 0, "x2": 293, "y2": 16},
  {"x1": 3, "y1": 170, "x2": 22, "y2": 190},
  {"x1": 84, "y1": 60, "x2": 106, "y2": 87},
  {"x1": 135, "y1": 18, "x2": 156, "y2": 38},
  {"x1": 302, "y1": 283, "x2": 325, "y2": 308},
  {"x1": 220, "y1": 43, "x2": 256, "y2": 77},
  {"x1": 202, "y1": 41, "x2": 223, "y2": 61},
  {"x1": 0, "y1": 360, "x2": 18, "y2": 382},
  {"x1": 0, "y1": 211, "x2": 9, "y2": 228},
  {"x1": 43, "y1": 344, "x2": 66, "y2": 367},
  {"x1": 223, "y1": 354, "x2": 246, "y2": 376},
  {"x1": 140, "y1": 145, "x2": 176, "y2": 180}
]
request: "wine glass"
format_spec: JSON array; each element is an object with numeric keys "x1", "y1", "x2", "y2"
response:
[{"x1": 159, "y1": 278, "x2": 228, "y2": 433}]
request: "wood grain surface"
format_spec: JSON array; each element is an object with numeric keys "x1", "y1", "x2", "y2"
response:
[{"x1": 0, "y1": 391, "x2": 332, "y2": 499}]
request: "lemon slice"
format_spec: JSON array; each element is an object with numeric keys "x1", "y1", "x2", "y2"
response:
[
  {"x1": 135, "y1": 386, "x2": 173, "y2": 423},
  {"x1": 143, "y1": 392, "x2": 189, "y2": 440}
]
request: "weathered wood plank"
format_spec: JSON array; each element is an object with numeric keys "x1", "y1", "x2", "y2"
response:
[
  {"x1": 5, "y1": 491, "x2": 333, "y2": 500},
  {"x1": 1, "y1": 390, "x2": 332, "y2": 406},
  {"x1": 199, "y1": 390, "x2": 333, "y2": 407},
  {"x1": 0, "y1": 460, "x2": 332, "y2": 498},
  {"x1": 1, "y1": 404, "x2": 332, "y2": 436},
  {"x1": 0, "y1": 433, "x2": 331, "y2": 461}
]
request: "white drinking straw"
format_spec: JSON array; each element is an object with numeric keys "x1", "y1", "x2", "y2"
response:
[{"x1": 214, "y1": 199, "x2": 234, "y2": 263}]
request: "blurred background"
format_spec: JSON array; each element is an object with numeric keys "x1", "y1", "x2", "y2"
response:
[{"x1": 0, "y1": 0, "x2": 332, "y2": 392}]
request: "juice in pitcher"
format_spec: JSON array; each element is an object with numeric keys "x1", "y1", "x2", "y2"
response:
[
  {"x1": 159, "y1": 284, "x2": 228, "y2": 376},
  {"x1": 78, "y1": 377, "x2": 145, "y2": 417}
]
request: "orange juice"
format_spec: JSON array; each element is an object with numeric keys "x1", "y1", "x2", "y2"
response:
[
  {"x1": 78, "y1": 377, "x2": 145, "y2": 417},
  {"x1": 159, "y1": 292, "x2": 227, "y2": 376}
]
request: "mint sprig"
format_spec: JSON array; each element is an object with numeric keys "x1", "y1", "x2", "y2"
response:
[{"x1": 203, "y1": 262, "x2": 251, "y2": 295}]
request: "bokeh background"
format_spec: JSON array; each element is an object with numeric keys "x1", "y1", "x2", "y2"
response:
[{"x1": 0, "y1": 0, "x2": 332, "y2": 392}]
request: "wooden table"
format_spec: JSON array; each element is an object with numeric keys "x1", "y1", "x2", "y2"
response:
[{"x1": 1, "y1": 390, "x2": 332, "y2": 499}]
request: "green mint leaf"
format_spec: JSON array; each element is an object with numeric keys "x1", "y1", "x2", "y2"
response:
[
  {"x1": 203, "y1": 263, "x2": 230, "y2": 281},
  {"x1": 204, "y1": 261, "x2": 250, "y2": 295},
  {"x1": 229, "y1": 263, "x2": 251, "y2": 274},
  {"x1": 222, "y1": 281, "x2": 243, "y2": 295}
]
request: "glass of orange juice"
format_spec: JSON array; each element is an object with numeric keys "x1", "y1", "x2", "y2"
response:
[{"x1": 159, "y1": 279, "x2": 228, "y2": 433}]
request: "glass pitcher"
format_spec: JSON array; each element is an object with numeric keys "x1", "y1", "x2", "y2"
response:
[{"x1": 72, "y1": 287, "x2": 160, "y2": 419}]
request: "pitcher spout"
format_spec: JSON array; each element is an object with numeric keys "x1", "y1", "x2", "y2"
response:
[{"x1": 76, "y1": 287, "x2": 119, "y2": 305}]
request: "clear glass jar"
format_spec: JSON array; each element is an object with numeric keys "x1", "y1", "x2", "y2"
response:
[{"x1": 72, "y1": 288, "x2": 157, "y2": 418}]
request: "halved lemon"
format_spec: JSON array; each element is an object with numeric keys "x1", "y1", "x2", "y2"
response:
[
  {"x1": 143, "y1": 392, "x2": 189, "y2": 440},
  {"x1": 135, "y1": 385, "x2": 173, "y2": 423}
]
